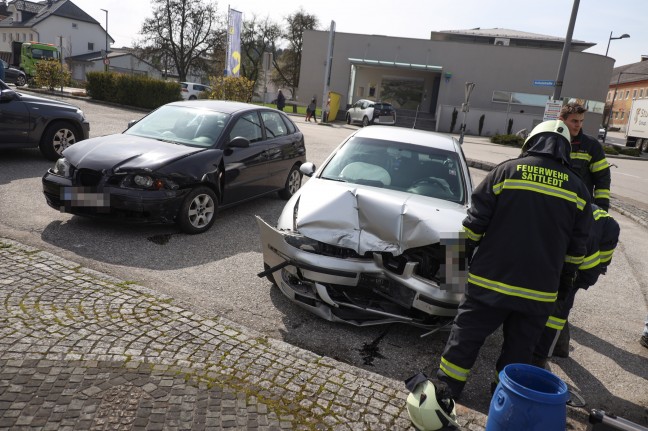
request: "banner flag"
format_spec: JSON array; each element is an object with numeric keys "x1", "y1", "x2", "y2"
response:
[{"x1": 226, "y1": 9, "x2": 242, "y2": 76}]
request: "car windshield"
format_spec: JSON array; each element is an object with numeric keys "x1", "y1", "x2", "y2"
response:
[
  {"x1": 320, "y1": 136, "x2": 466, "y2": 203},
  {"x1": 124, "y1": 105, "x2": 230, "y2": 148}
]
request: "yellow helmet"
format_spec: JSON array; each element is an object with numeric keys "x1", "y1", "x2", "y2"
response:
[
  {"x1": 524, "y1": 120, "x2": 571, "y2": 147},
  {"x1": 406, "y1": 378, "x2": 460, "y2": 430}
]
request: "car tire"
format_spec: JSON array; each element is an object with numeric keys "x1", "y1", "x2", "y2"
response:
[
  {"x1": 177, "y1": 186, "x2": 218, "y2": 234},
  {"x1": 346, "y1": 114, "x2": 351, "y2": 125},
  {"x1": 15, "y1": 75, "x2": 26, "y2": 86},
  {"x1": 362, "y1": 116, "x2": 369, "y2": 127},
  {"x1": 279, "y1": 164, "x2": 302, "y2": 200},
  {"x1": 189, "y1": 95, "x2": 197, "y2": 100},
  {"x1": 39, "y1": 121, "x2": 80, "y2": 161}
]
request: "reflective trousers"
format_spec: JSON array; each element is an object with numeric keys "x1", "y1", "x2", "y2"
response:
[
  {"x1": 436, "y1": 290, "x2": 548, "y2": 398},
  {"x1": 534, "y1": 284, "x2": 579, "y2": 360}
]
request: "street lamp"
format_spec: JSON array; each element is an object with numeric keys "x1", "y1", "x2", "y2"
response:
[
  {"x1": 100, "y1": 8, "x2": 108, "y2": 72},
  {"x1": 605, "y1": 32, "x2": 630, "y2": 57}
]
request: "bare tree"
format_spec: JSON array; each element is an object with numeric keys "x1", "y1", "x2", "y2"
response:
[
  {"x1": 139, "y1": 0, "x2": 220, "y2": 82},
  {"x1": 273, "y1": 10, "x2": 319, "y2": 97},
  {"x1": 240, "y1": 15, "x2": 282, "y2": 84}
]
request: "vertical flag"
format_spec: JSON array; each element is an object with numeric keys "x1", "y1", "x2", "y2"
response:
[{"x1": 226, "y1": 8, "x2": 242, "y2": 77}]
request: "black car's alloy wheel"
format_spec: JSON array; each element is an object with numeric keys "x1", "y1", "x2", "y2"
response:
[
  {"x1": 39, "y1": 121, "x2": 78, "y2": 161},
  {"x1": 15, "y1": 75, "x2": 26, "y2": 86},
  {"x1": 279, "y1": 165, "x2": 302, "y2": 200},
  {"x1": 178, "y1": 186, "x2": 218, "y2": 234}
]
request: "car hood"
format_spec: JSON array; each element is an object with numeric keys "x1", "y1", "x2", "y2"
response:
[
  {"x1": 63, "y1": 134, "x2": 208, "y2": 171},
  {"x1": 291, "y1": 179, "x2": 467, "y2": 255},
  {"x1": 18, "y1": 93, "x2": 80, "y2": 111}
]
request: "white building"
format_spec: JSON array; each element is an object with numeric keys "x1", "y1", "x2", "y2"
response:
[
  {"x1": 298, "y1": 28, "x2": 613, "y2": 136},
  {"x1": 0, "y1": 0, "x2": 161, "y2": 81}
]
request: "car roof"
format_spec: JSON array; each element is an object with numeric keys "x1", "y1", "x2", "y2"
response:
[
  {"x1": 166, "y1": 100, "x2": 273, "y2": 115},
  {"x1": 351, "y1": 126, "x2": 459, "y2": 153}
]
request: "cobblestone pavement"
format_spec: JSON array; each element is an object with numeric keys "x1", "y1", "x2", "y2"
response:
[{"x1": 0, "y1": 237, "x2": 489, "y2": 430}]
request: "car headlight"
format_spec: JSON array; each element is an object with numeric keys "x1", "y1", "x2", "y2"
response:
[
  {"x1": 134, "y1": 174, "x2": 154, "y2": 188},
  {"x1": 52, "y1": 158, "x2": 71, "y2": 177},
  {"x1": 123, "y1": 174, "x2": 174, "y2": 190},
  {"x1": 284, "y1": 233, "x2": 320, "y2": 252}
]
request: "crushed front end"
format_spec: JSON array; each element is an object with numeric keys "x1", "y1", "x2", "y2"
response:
[{"x1": 256, "y1": 216, "x2": 468, "y2": 329}]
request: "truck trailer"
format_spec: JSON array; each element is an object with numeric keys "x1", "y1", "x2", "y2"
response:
[{"x1": 625, "y1": 99, "x2": 648, "y2": 153}]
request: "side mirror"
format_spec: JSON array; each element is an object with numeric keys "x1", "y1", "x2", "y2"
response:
[
  {"x1": 300, "y1": 162, "x2": 316, "y2": 177},
  {"x1": 0, "y1": 88, "x2": 18, "y2": 102},
  {"x1": 127, "y1": 119, "x2": 139, "y2": 129},
  {"x1": 228, "y1": 136, "x2": 250, "y2": 148}
]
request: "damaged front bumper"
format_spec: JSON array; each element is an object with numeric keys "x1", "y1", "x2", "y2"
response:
[{"x1": 256, "y1": 216, "x2": 466, "y2": 328}]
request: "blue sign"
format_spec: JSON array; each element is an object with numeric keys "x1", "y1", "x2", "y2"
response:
[{"x1": 533, "y1": 80, "x2": 555, "y2": 87}]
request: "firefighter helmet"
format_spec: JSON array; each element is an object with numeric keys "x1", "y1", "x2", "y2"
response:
[
  {"x1": 523, "y1": 119, "x2": 571, "y2": 148},
  {"x1": 406, "y1": 379, "x2": 460, "y2": 430}
]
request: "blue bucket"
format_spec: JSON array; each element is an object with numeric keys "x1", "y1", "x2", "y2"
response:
[{"x1": 485, "y1": 363, "x2": 569, "y2": 431}]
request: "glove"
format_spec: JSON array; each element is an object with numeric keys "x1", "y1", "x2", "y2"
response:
[{"x1": 558, "y1": 271, "x2": 576, "y2": 300}]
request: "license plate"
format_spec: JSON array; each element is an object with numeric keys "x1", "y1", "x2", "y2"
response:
[
  {"x1": 61, "y1": 187, "x2": 110, "y2": 207},
  {"x1": 379, "y1": 116, "x2": 393, "y2": 122}
]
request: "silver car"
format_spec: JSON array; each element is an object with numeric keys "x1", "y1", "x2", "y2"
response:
[{"x1": 257, "y1": 126, "x2": 473, "y2": 329}]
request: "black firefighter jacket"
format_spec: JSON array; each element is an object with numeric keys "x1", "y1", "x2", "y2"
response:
[
  {"x1": 462, "y1": 134, "x2": 593, "y2": 316},
  {"x1": 571, "y1": 130, "x2": 611, "y2": 210},
  {"x1": 575, "y1": 205, "x2": 620, "y2": 290}
]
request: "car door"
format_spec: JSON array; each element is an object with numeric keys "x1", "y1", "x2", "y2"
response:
[
  {"x1": 220, "y1": 110, "x2": 270, "y2": 205},
  {"x1": 260, "y1": 110, "x2": 303, "y2": 189},
  {"x1": 349, "y1": 100, "x2": 363, "y2": 123},
  {"x1": 0, "y1": 87, "x2": 31, "y2": 145}
]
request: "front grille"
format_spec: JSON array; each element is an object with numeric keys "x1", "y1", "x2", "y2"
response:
[{"x1": 76, "y1": 169, "x2": 103, "y2": 187}]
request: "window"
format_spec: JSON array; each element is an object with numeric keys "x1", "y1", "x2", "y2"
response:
[
  {"x1": 625, "y1": 91, "x2": 630, "y2": 99},
  {"x1": 88, "y1": 42, "x2": 94, "y2": 51},
  {"x1": 614, "y1": 112, "x2": 618, "y2": 119},
  {"x1": 22, "y1": 33, "x2": 26, "y2": 41},
  {"x1": 633, "y1": 89, "x2": 637, "y2": 99},
  {"x1": 2, "y1": 33, "x2": 5, "y2": 42},
  {"x1": 641, "y1": 89, "x2": 644, "y2": 99},
  {"x1": 229, "y1": 112, "x2": 263, "y2": 143},
  {"x1": 72, "y1": 23, "x2": 78, "y2": 29},
  {"x1": 261, "y1": 111, "x2": 288, "y2": 138},
  {"x1": 29, "y1": 33, "x2": 33, "y2": 41}
]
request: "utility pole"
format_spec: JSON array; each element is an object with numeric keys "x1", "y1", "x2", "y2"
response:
[
  {"x1": 459, "y1": 82, "x2": 475, "y2": 145},
  {"x1": 552, "y1": 0, "x2": 579, "y2": 101}
]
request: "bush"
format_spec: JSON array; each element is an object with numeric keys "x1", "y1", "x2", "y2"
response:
[
  {"x1": 491, "y1": 134, "x2": 524, "y2": 147},
  {"x1": 86, "y1": 72, "x2": 181, "y2": 109},
  {"x1": 603, "y1": 145, "x2": 619, "y2": 155},
  {"x1": 206, "y1": 76, "x2": 254, "y2": 102},
  {"x1": 33, "y1": 60, "x2": 71, "y2": 90},
  {"x1": 619, "y1": 147, "x2": 641, "y2": 157}
]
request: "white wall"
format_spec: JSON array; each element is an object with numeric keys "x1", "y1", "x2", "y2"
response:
[{"x1": 34, "y1": 15, "x2": 110, "y2": 58}]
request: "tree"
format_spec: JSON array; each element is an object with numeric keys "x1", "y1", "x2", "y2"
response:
[
  {"x1": 240, "y1": 15, "x2": 282, "y2": 85},
  {"x1": 139, "y1": 0, "x2": 221, "y2": 82},
  {"x1": 272, "y1": 9, "x2": 318, "y2": 97}
]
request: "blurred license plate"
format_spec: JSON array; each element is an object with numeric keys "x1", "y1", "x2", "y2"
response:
[
  {"x1": 379, "y1": 116, "x2": 393, "y2": 122},
  {"x1": 61, "y1": 187, "x2": 110, "y2": 207}
]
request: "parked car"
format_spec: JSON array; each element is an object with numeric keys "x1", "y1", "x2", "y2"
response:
[
  {"x1": 257, "y1": 126, "x2": 473, "y2": 329},
  {"x1": 345, "y1": 99, "x2": 396, "y2": 127},
  {"x1": 43, "y1": 100, "x2": 306, "y2": 234},
  {"x1": 0, "y1": 79, "x2": 89, "y2": 160},
  {"x1": 180, "y1": 82, "x2": 211, "y2": 100},
  {"x1": 1, "y1": 59, "x2": 27, "y2": 86}
]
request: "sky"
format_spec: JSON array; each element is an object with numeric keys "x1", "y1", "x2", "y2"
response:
[{"x1": 72, "y1": 0, "x2": 645, "y2": 67}]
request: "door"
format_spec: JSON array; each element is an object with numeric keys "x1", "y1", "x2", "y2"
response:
[
  {"x1": 0, "y1": 91, "x2": 31, "y2": 145},
  {"x1": 221, "y1": 111, "x2": 269, "y2": 205},
  {"x1": 260, "y1": 110, "x2": 303, "y2": 189}
]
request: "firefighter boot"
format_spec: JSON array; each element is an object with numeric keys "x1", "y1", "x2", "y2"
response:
[{"x1": 552, "y1": 323, "x2": 570, "y2": 358}]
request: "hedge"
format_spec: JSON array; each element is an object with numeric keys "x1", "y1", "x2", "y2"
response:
[{"x1": 86, "y1": 72, "x2": 181, "y2": 109}]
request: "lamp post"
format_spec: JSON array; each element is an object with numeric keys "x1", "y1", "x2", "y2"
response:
[
  {"x1": 100, "y1": 8, "x2": 108, "y2": 72},
  {"x1": 605, "y1": 32, "x2": 630, "y2": 57}
]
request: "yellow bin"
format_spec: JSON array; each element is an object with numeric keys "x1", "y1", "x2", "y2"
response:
[{"x1": 326, "y1": 91, "x2": 341, "y2": 122}]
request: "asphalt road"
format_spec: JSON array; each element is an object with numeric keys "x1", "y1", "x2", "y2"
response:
[{"x1": 1, "y1": 94, "x2": 646, "y2": 426}]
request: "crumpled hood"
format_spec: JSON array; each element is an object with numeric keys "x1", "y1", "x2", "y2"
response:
[
  {"x1": 63, "y1": 134, "x2": 207, "y2": 171},
  {"x1": 294, "y1": 180, "x2": 467, "y2": 255}
]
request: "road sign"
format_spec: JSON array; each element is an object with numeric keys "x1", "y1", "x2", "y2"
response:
[
  {"x1": 103, "y1": 58, "x2": 110, "y2": 65},
  {"x1": 533, "y1": 80, "x2": 555, "y2": 87},
  {"x1": 543, "y1": 100, "x2": 563, "y2": 121}
]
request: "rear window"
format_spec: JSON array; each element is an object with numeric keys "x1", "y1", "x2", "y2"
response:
[{"x1": 374, "y1": 103, "x2": 393, "y2": 110}]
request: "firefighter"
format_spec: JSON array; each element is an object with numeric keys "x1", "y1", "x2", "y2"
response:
[
  {"x1": 554, "y1": 102, "x2": 613, "y2": 357},
  {"x1": 435, "y1": 120, "x2": 592, "y2": 399},
  {"x1": 532, "y1": 205, "x2": 620, "y2": 367}
]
